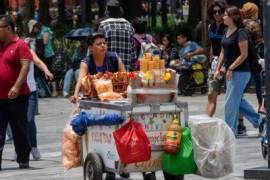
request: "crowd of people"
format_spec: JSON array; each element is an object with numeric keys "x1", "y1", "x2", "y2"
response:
[{"x1": 0, "y1": 0, "x2": 266, "y2": 170}]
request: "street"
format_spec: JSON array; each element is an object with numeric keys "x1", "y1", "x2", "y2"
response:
[{"x1": 0, "y1": 94, "x2": 266, "y2": 180}]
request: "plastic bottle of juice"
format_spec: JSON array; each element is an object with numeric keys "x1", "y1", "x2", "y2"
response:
[{"x1": 163, "y1": 114, "x2": 182, "y2": 154}]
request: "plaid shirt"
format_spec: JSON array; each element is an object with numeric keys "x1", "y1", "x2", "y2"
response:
[{"x1": 98, "y1": 18, "x2": 136, "y2": 71}]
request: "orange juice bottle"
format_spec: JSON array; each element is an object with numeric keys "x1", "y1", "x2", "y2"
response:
[
  {"x1": 159, "y1": 59, "x2": 165, "y2": 69},
  {"x1": 153, "y1": 55, "x2": 160, "y2": 70},
  {"x1": 145, "y1": 52, "x2": 152, "y2": 61},
  {"x1": 140, "y1": 59, "x2": 148, "y2": 72},
  {"x1": 148, "y1": 60, "x2": 154, "y2": 71},
  {"x1": 163, "y1": 114, "x2": 182, "y2": 154}
]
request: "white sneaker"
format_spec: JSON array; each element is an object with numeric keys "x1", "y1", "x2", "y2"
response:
[
  {"x1": 62, "y1": 91, "x2": 69, "y2": 98},
  {"x1": 31, "y1": 148, "x2": 41, "y2": 161}
]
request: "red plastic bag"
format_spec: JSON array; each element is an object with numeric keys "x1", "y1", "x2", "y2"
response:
[{"x1": 113, "y1": 118, "x2": 151, "y2": 164}]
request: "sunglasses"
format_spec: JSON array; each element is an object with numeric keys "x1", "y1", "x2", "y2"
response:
[{"x1": 213, "y1": 10, "x2": 222, "y2": 15}]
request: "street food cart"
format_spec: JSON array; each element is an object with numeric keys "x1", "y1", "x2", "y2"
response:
[{"x1": 79, "y1": 99, "x2": 188, "y2": 180}]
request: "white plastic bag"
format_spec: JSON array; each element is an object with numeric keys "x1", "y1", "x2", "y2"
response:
[{"x1": 189, "y1": 115, "x2": 235, "y2": 178}]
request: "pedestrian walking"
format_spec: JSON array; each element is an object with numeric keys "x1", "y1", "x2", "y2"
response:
[
  {"x1": 0, "y1": 15, "x2": 32, "y2": 169},
  {"x1": 98, "y1": 0, "x2": 136, "y2": 71},
  {"x1": 206, "y1": 0, "x2": 227, "y2": 117},
  {"x1": 26, "y1": 22, "x2": 55, "y2": 159},
  {"x1": 214, "y1": 7, "x2": 262, "y2": 135},
  {"x1": 26, "y1": 48, "x2": 53, "y2": 160},
  {"x1": 236, "y1": 2, "x2": 264, "y2": 135},
  {"x1": 28, "y1": 20, "x2": 57, "y2": 96},
  {"x1": 132, "y1": 17, "x2": 158, "y2": 61}
]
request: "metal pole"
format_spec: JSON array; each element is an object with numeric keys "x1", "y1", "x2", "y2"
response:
[
  {"x1": 262, "y1": 0, "x2": 270, "y2": 169},
  {"x1": 244, "y1": 0, "x2": 270, "y2": 178}
]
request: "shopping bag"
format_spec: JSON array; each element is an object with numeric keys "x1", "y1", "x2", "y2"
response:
[
  {"x1": 113, "y1": 118, "x2": 151, "y2": 164},
  {"x1": 162, "y1": 127, "x2": 197, "y2": 175}
]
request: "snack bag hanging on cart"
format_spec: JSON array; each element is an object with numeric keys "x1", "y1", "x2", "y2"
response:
[
  {"x1": 62, "y1": 107, "x2": 82, "y2": 170},
  {"x1": 163, "y1": 114, "x2": 182, "y2": 154},
  {"x1": 62, "y1": 124, "x2": 82, "y2": 170},
  {"x1": 113, "y1": 118, "x2": 151, "y2": 164}
]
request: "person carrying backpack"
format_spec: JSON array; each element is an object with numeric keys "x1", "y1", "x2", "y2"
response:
[
  {"x1": 132, "y1": 17, "x2": 159, "y2": 62},
  {"x1": 235, "y1": 2, "x2": 264, "y2": 136}
]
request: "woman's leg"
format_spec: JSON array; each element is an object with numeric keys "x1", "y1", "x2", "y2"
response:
[
  {"x1": 239, "y1": 98, "x2": 261, "y2": 127},
  {"x1": 224, "y1": 72, "x2": 250, "y2": 134},
  {"x1": 254, "y1": 72, "x2": 263, "y2": 106}
]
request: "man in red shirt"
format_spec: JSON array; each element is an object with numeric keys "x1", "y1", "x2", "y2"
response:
[{"x1": 0, "y1": 15, "x2": 32, "y2": 170}]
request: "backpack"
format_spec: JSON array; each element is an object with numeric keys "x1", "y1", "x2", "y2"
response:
[
  {"x1": 134, "y1": 34, "x2": 160, "y2": 59},
  {"x1": 248, "y1": 39, "x2": 262, "y2": 73},
  {"x1": 242, "y1": 22, "x2": 262, "y2": 74}
]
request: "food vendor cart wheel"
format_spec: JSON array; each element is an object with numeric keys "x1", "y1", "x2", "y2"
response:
[
  {"x1": 163, "y1": 171, "x2": 184, "y2": 180},
  {"x1": 142, "y1": 172, "x2": 156, "y2": 180},
  {"x1": 83, "y1": 153, "x2": 103, "y2": 180},
  {"x1": 105, "y1": 172, "x2": 116, "y2": 180}
]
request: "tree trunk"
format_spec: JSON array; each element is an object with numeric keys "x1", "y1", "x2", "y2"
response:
[
  {"x1": 151, "y1": 0, "x2": 157, "y2": 28},
  {"x1": 39, "y1": 0, "x2": 50, "y2": 25},
  {"x1": 201, "y1": 0, "x2": 211, "y2": 47},
  {"x1": 170, "y1": 0, "x2": 176, "y2": 14},
  {"x1": 161, "y1": 0, "x2": 168, "y2": 28},
  {"x1": 24, "y1": 0, "x2": 35, "y2": 21},
  {"x1": 58, "y1": 0, "x2": 66, "y2": 25},
  {"x1": 121, "y1": 0, "x2": 143, "y2": 21},
  {"x1": 0, "y1": 0, "x2": 8, "y2": 14},
  {"x1": 188, "y1": 0, "x2": 201, "y2": 23},
  {"x1": 80, "y1": 0, "x2": 92, "y2": 26},
  {"x1": 98, "y1": 0, "x2": 106, "y2": 18}
]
